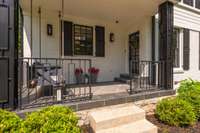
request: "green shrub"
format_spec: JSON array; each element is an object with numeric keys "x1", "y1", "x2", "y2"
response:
[
  {"x1": 155, "y1": 98, "x2": 196, "y2": 126},
  {"x1": 0, "y1": 109, "x2": 22, "y2": 133},
  {"x1": 21, "y1": 106, "x2": 81, "y2": 133},
  {"x1": 178, "y1": 79, "x2": 200, "y2": 94},
  {"x1": 178, "y1": 88, "x2": 200, "y2": 119},
  {"x1": 178, "y1": 79, "x2": 200, "y2": 119}
]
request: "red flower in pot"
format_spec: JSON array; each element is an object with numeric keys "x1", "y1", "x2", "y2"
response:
[
  {"x1": 88, "y1": 67, "x2": 100, "y2": 83},
  {"x1": 74, "y1": 68, "x2": 84, "y2": 84},
  {"x1": 75, "y1": 68, "x2": 83, "y2": 76}
]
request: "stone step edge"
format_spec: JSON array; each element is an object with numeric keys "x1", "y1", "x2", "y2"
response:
[
  {"x1": 96, "y1": 119, "x2": 158, "y2": 133},
  {"x1": 89, "y1": 105, "x2": 145, "y2": 131},
  {"x1": 90, "y1": 111, "x2": 145, "y2": 131}
]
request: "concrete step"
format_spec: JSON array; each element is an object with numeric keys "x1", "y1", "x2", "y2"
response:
[
  {"x1": 96, "y1": 119, "x2": 157, "y2": 133},
  {"x1": 89, "y1": 105, "x2": 145, "y2": 131},
  {"x1": 114, "y1": 77, "x2": 130, "y2": 84},
  {"x1": 120, "y1": 73, "x2": 131, "y2": 79}
]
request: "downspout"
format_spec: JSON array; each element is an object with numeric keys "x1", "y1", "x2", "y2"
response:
[
  {"x1": 59, "y1": 10, "x2": 62, "y2": 58},
  {"x1": 60, "y1": 0, "x2": 64, "y2": 58},
  {"x1": 29, "y1": 0, "x2": 33, "y2": 104}
]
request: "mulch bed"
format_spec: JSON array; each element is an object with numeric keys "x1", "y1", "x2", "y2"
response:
[{"x1": 146, "y1": 114, "x2": 200, "y2": 133}]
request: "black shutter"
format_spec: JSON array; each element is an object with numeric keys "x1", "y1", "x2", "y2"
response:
[
  {"x1": 63, "y1": 21, "x2": 73, "y2": 56},
  {"x1": 183, "y1": 29, "x2": 190, "y2": 70},
  {"x1": 95, "y1": 26, "x2": 105, "y2": 57},
  {"x1": 0, "y1": 58, "x2": 8, "y2": 103},
  {"x1": 183, "y1": 0, "x2": 194, "y2": 6},
  {"x1": 196, "y1": 0, "x2": 200, "y2": 9},
  {"x1": 0, "y1": 4, "x2": 9, "y2": 50}
]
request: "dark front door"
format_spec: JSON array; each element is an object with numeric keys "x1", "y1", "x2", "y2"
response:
[
  {"x1": 129, "y1": 32, "x2": 140, "y2": 75},
  {"x1": 0, "y1": 0, "x2": 18, "y2": 108}
]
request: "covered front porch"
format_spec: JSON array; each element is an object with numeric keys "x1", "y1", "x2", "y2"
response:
[{"x1": 17, "y1": 0, "x2": 177, "y2": 109}]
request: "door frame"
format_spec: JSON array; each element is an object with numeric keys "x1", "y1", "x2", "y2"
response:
[{"x1": 128, "y1": 31, "x2": 140, "y2": 75}]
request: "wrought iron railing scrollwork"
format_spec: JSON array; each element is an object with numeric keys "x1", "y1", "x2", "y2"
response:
[{"x1": 17, "y1": 57, "x2": 93, "y2": 109}]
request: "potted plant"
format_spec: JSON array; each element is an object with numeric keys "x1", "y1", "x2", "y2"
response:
[
  {"x1": 88, "y1": 67, "x2": 100, "y2": 83},
  {"x1": 74, "y1": 68, "x2": 84, "y2": 84}
]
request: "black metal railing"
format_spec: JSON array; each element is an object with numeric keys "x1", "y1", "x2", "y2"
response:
[
  {"x1": 129, "y1": 60, "x2": 172, "y2": 94},
  {"x1": 17, "y1": 57, "x2": 93, "y2": 109}
]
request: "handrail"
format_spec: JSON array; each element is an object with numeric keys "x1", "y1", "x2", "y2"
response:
[
  {"x1": 18, "y1": 57, "x2": 91, "y2": 61},
  {"x1": 129, "y1": 59, "x2": 173, "y2": 94}
]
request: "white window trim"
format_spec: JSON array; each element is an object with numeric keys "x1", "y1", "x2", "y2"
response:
[
  {"x1": 174, "y1": 28, "x2": 184, "y2": 73},
  {"x1": 179, "y1": 0, "x2": 200, "y2": 14},
  {"x1": 181, "y1": 0, "x2": 195, "y2": 7}
]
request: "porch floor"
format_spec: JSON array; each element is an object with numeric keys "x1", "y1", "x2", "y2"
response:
[
  {"x1": 92, "y1": 82, "x2": 129, "y2": 96},
  {"x1": 17, "y1": 82, "x2": 176, "y2": 114}
]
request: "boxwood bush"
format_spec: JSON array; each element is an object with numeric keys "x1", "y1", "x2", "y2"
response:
[
  {"x1": 21, "y1": 106, "x2": 81, "y2": 133},
  {"x1": 0, "y1": 109, "x2": 22, "y2": 133},
  {"x1": 155, "y1": 98, "x2": 196, "y2": 126},
  {"x1": 178, "y1": 79, "x2": 200, "y2": 119},
  {"x1": 178, "y1": 79, "x2": 200, "y2": 94}
]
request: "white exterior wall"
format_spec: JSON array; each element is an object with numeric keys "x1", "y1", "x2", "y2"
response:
[
  {"x1": 127, "y1": 17, "x2": 153, "y2": 61},
  {"x1": 174, "y1": 5, "x2": 200, "y2": 84},
  {"x1": 126, "y1": 17, "x2": 153, "y2": 77},
  {"x1": 150, "y1": 5, "x2": 200, "y2": 88},
  {"x1": 126, "y1": 4, "x2": 200, "y2": 87},
  {"x1": 126, "y1": 16, "x2": 152, "y2": 75},
  {"x1": 23, "y1": 11, "x2": 127, "y2": 82}
]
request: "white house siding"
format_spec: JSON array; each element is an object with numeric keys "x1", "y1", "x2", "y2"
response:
[
  {"x1": 23, "y1": 10, "x2": 127, "y2": 82},
  {"x1": 152, "y1": 7, "x2": 200, "y2": 87},
  {"x1": 150, "y1": 5, "x2": 200, "y2": 88},
  {"x1": 173, "y1": 5, "x2": 200, "y2": 85}
]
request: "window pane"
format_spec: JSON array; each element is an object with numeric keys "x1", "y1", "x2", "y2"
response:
[
  {"x1": 173, "y1": 29, "x2": 180, "y2": 68},
  {"x1": 183, "y1": 0, "x2": 194, "y2": 6},
  {"x1": 74, "y1": 24, "x2": 93, "y2": 55},
  {"x1": 196, "y1": 0, "x2": 200, "y2": 9}
]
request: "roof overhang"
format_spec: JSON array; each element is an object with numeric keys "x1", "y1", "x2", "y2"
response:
[{"x1": 20, "y1": 0, "x2": 179, "y2": 28}]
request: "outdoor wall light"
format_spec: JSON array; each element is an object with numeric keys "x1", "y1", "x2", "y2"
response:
[
  {"x1": 110, "y1": 33, "x2": 115, "y2": 42},
  {"x1": 47, "y1": 24, "x2": 53, "y2": 36}
]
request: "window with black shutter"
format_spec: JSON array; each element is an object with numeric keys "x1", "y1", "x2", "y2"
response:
[
  {"x1": 183, "y1": 29, "x2": 190, "y2": 70},
  {"x1": 183, "y1": 0, "x2": 194, "y2": 6},
  {"x1": 196, "y1": 0, "x2": 200, "y2": 9},
  {"x1": 95, "y1": 26, "x2": 105, "y2": 57},
  {"x1": 63, "y1": 21, "x2": 73, "y2": 56}
]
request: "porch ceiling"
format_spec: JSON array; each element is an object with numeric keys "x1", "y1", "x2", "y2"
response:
[{"x1": 20, "y1": 0, "x2": 177, "y2": 27}]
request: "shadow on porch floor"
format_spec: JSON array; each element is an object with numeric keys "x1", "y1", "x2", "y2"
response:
[{"x1": 16, "y1": 82, "x2": 176, "y2": 117}]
